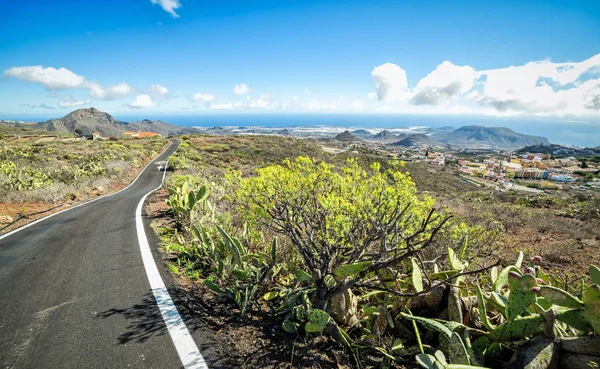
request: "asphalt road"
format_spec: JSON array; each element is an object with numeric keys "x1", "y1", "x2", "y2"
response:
[{"x1": 0, "y1": 140, "x2": 220, "y2": 369}]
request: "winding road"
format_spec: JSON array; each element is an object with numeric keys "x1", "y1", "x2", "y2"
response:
[{"x1": 0, "y1": 140, "x2": 217, "y2": 368}]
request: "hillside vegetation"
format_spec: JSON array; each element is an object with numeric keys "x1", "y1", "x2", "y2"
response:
[
  {"x1": 152, "y1": 134, "x2": 600, "y2": 368},
  {"x1": 0, "y1": 136, "x2": 167, "y2": 232}
]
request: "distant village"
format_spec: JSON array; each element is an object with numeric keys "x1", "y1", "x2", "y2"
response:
[{"x1": 331, "y1": 139, "x2": 600, "y2": 193}]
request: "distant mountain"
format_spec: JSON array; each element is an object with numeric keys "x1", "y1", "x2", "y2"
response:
[
  {"x1": 517, "y1": 144, "x2": 600, "y2": 156},
  {"x1": 351, "y1": 129, "x2": 374, "y2": 139},
  {"x1": 392, "y1": 134, "x2": 437, "y2": 147},
  {"x1": 428, "y1": 126, "x2": 456, "y2": 135},
  {"x1": 437, "y1": 126, "x2": 549, "y2": 149},
  {"x1": 202, "y1": 126, "x2": 232, "y2": 135},
  {"x1": 333, "y1": 130, "x2": 360, "y2": 142},
  {"x1": 277, "y1": 128, "x2": 292, "y2": 136},
  {"x1": 373, "y1": 129, "x2": 395, "y2": 140},
  {"x1": 127, "y1": 119, "x2": 191, "y2": 136},
  {"x1": 33, "y1": 108, "x2": 193, "y2": 136}
]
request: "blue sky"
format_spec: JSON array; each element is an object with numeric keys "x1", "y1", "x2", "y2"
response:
[{"x1": 1, "y1": 0, "x2": 600, "y2": 118}]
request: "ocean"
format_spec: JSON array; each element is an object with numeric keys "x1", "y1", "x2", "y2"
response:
[{"x1": 7, "y1": 113, "x2": 600, "y2": 147}]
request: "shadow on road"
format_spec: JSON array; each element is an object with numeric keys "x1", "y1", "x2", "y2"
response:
[{"x1": 96, "y1": 287, "x2": 237, "y2": 368}]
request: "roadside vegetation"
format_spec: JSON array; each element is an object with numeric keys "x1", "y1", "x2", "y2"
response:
[
  {"x1": 153, "y1": 134, "x2": 600, "y2": 368},
  {"x1": 0, "y1": 134, "x2": 167, "y2": 231}
]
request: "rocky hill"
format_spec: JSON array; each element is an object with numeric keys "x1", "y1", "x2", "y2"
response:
[
  {"x1": 277, "y1": 128, "x2": 292, "y2": 136},
  {"x1": 373, "y1": 129, "x2": 395, "y2": 140},
  {"x1": 435, "y1": 125, "x2": 548, "y2": 149},
  {"x1": 34, "y1": 108, "x2": 193, "y2": 137},
  {"x1": 517, "y1": 144, "x2": 600, "y2": 156},
  {"x1": 392, "y1": 134, "x2": 438, "y2": 147},
  {"x1": 333, "y1": 130, "x2": 360, "y2": 142},
  {"x1": 351, "y1": 129, "x2": 374, "y2": 139}
]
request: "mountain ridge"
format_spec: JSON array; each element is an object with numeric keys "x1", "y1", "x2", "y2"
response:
[
  {"x1": 33, "y1": 108, "x2": 196, "y2": 137},
  {"x1": 434, "y1": 125, "x2": 549, "y2": 149}
]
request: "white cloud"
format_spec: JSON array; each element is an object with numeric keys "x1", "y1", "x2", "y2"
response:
[
  {"x1": 3, "y1": 65, "x2": 136, "y2": 101},
  {"x1": 3, "y1": 66, "x2": 86, "y2": 89},
  {"x1": 151, "y1": 0, "x2": 181, "y2": 18},
  {"x1": 21, "y1": 103, "x2": 56, "y2": 110},
  {"x1": 59, "y1": 98, "x2": 91, "y2": 108},
  {"x1": 150, "y1": 84, "x2": 169, "y2": 97},
  {"x1": 248, "y1": 98, "x2": 272, "y2": 109},
  {"x1": 128, "y1": 94, "x2": 156, "y2": 109},
  {"x1": 303, "y1": 101, "x2": 337, "y2": 111},
  {"x1": 411, "y1": 61, "x2": 476, "y2": 105},
  {"x1": 348, "y1": 100, "x2": 364, "y2": 110},
  {"x1": 474, "y1": 54, "x2": 600, "y2": 116},
  {"x1": 367, "y1": 92, "x2": 378, "y2": 101},
  {"x1": 370, "y1": 53, "x2": 600, "y2": 117},
  {"x1": 208, "y1": 102, "x2": 236, "y2": 110},
  {"x1": 233, "y1": 83, "x2": 251, "y2": 95},
  {"x1": 371, "y1": 63, "x2": 409, "y2": 102},
  {"x1": 192, "y1": 92, "x2": 215, "y2": 102},
  {"x1": 89, "y1": 82, "x2": 134, "y2": 100},
  {"x1": 247, "y1": 93, "x2": 279, "y2": 109}
]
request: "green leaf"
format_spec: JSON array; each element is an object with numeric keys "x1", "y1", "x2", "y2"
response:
[
  {"x1": 411, "y1": 258, "x2": 424, "y2": 293},
  {"x1": 401, "y1": 313, "x2": 452, "y2": 339},
  {"x1": 232, "y1": 268, "x2": 250, "y2": 281},
  {"x1": 323, "y1": 274, "x2": 336, "y2": 289},
  {"x1": 490, "y1": 266, "x2": 498, "y2": 285},
  {"x1": 416, "y1": 353, "x2": 437, "y2": 369},
  {"x1": 538, "y1": 285, "x2": 584, "y2": 309},
  {"x1": 216, "y1": 225, "x2": 244, "y2": 264},
  {"x1": 434, "y1": 350, "x2": 448, "y2": 365},
  {"x1": 476, "y1": 283, "x2": 495, "y2": 331},
  {"x1": 307, "y1": 309, "x2": 331, "y2": 327},
  {"x1": 196, "y1": 185, "x2": 209, "y2": 203},
  {"x1": 168, "y1": 264, "x2": 179, "y2": 275},
  {"x1": 514, "y1": 251, "x2": 524, "y2": 268},
  {"x1": 506, "y1": 274, "x2": 537, "y2": 321},
  {"x1": 204, "y1": 278, "x2": 224, "y2": 294},
  {"x1": 448, "y1": 247, "x2": 463, "y2": 271},
  {"x1": 459, "y1": 234, "x2": 468, "y2": 260},
  {"x1": 556, "y1": 308, "x2": 592, "y2": 332},
  {"x1": 430, "y1": 270, "x2": 459, "y2": 280},
  {"x1": 583, "y1": 284, "x2": 600, "y2": 334},
  {"x1": 493, "y1": 266, "x2": 521, "y2": 292},
  {"x1": 448, "y1": 332, "x2": 470, "y2": 365},
  {"x1": 263, "y1": 291, "x2": 279, "y2": 301},
  {"x1": 490, "y1": 291, "x2": 507, "y2": 309},
  {"x1": 590, "y1": 265, "x2": 600, "y2": 286},
  {"x1": 295, "y1": 270, "x2": 313, "y2": 282},
  {"x1": 488, "y1": 314, "x2": 544, "y2": 341},
  {"x1": 334, "y1": 261, "x2": 373, "y2": 277},
  {"x1": 282, "y1": 319, "x2": 297, "y2": 333}
]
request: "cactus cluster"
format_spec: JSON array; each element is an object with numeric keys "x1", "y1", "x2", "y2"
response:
[
  {"x1": 165, "y1": 182, "x2": 210, "y2": 224},
  {"x1": 202, "y1": 226, "x2": 278, "y2": 316},
  {"x1": 408, "y1": 250, "x2": 600, "y2": 369}
]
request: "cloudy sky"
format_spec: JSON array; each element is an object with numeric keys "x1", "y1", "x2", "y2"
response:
[{"x1": 1, "y1": 0, "x2": 599, "y2": 118}]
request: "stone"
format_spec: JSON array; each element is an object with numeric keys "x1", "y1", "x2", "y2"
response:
[
  {"x1": 330, "y1": 289, "x2": 359, "y2": 326},
  {"x1": 0, "y1": 215, "x2": 14, "y2": 224}
]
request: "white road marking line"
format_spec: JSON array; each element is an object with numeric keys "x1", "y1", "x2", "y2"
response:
[
  {"x1": 0, "y1": 140, "x2": 173, "y2": 242},
  {"x1": 135, "y1": 145, "x2": 208, "y2": 369}
]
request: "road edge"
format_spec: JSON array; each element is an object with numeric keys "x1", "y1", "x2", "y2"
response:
[
  {"x1": 134, "y1": 142, "x2": 209, "y2": 369},
  {"x1": 0, "y1": 139, "x2": 173, "y2": 242}
]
